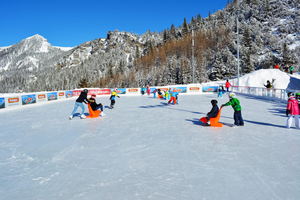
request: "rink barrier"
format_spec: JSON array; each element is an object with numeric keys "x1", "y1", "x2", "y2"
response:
[
  {"x1": 2, "y1": 84, "x2": 297, "y2": 110},
  {"x1": 231, "y1": 86, "x2": 300, "y2": 102}
]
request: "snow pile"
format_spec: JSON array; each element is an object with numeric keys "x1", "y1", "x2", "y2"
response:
[{"x1": 238, "y1": 69, "x2": 300, "y2": 89}]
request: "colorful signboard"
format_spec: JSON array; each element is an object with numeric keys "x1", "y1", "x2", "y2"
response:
[
  {"x1": 8, "y1": 97, "x2": 20, "y2": 106},
  {"x1": 65, "y1": 91, "x2": 73, "y2": 98},
  {"x1": 169, "y1": 87, "x2": 187, "y2": 93},
  {"x1": 97, "y1": 89, "x2": 111, "y2": 95},
  {"x1": 58, "y1": 91, "x2": 65, "y2": 99},
  {"x1": 0, "y1": 98, "x2": 5, "y2": 109},
  {"x1": 47, "y1": 92, "x2": 57, "y2": 101},
  {"x1": 202, "y1": 86, "x2": 218, "y2": 92},
  {"x1": 37, "y1": 94, "x2": 47, "y2": 101},
  {"x1": 112, "y1": 88, "x2": 126, "y2": 94},
  {"x1": 22, "y1": 94, "x2": 36, "y2": 105},
  {"x1": 189, "y1": 87, "x2": 201, "y2": 92}
]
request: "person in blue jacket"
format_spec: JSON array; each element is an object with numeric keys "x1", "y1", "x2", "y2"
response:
[
  {"x1": 168, "y1": 88, "x2": 179, "y2": 105},
  {"x1": 69, "y1": 89, "x2": 90, "y2": 119}
]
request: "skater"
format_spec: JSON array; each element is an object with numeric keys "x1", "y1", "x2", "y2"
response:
[
  {"x1": 164, "y1": 89, "x2": 170, "y2": 100},
  {"x1": 286, "y1": 92, "x2": 300, "y2": 129},
  {"x1": 88, "y1": 94, "x2": 106, "y2": 116},
  {"x1": 153, "y1": 88, "x2": 158, "y2": 98},
  {"x1": 168, "y1": 89, "x2": 179, "y2": 105},
  {"x1": 147, "y1": 85, "x2": 150, "y2": 95},
  {"x1": 110, "y1": 88, "x2": 120, "y2": 109},
  {"x1": 217, "y1": 85, "x2": 224, "y2": 97},
  {"x1": 205, "y1": 100, "x2": 219, "y2": 125},
  {"x1": 289, "y1": 64, "x2": 294, "y2": 75},
  {"x1": 221, "y1": 92, "x2": 244, "y2": 126},
  {"x1": 141, "y1": 86, "x2": 145, "y2": 95},
  {"x1": 69, "y1": 89, "x2": 90, "y2": 119},
  {"x1": 225, "y1": 80, "x2": 231, "y2": 93},
  {"x1": 157, "y1": 89, "x2": 163, "y2": 98}
]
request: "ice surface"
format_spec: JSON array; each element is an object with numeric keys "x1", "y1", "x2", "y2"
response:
[{"x1": 0, "y1": 94, "x2": 299, "y2": 200}]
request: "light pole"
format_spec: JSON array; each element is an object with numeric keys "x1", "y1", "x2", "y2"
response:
[
  {"x1": 192, "y1": 29, "x2": 194, "y2": 84},
  {"x1": 235, "y1": 10, "x2": 243, "y2": 86}
]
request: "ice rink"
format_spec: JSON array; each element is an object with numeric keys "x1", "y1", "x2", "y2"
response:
[{"x1": 0, "y1": 94, "x2": 299, "y2": 200}]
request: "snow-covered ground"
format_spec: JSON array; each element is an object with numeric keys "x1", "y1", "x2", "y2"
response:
[
  {"x1": 238, "y1": 69, "x2": 300, "y2": 90},
  {"x1": 0, "y1": 93, "x2": 299, "y2": 200}
]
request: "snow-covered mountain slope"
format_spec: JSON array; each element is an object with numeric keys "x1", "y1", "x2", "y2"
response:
[{"x1": 0, "y1": 34, "x2": 71, "y2": 72}]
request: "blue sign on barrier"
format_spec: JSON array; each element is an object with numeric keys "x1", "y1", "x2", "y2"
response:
[
  {"x1": 47, "y1": 92, "x2": 58, "y2": 101},
  {"x1": 0, "y1": 98, "x2": 5, "y2": 109},
  {"x1": 22, "y1": 94, "x2": 36, "y2": 105}
]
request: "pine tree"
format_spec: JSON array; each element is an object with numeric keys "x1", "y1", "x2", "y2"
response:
[{"x1": 182, "y1": 18, "x2": 189, "y2": 36}]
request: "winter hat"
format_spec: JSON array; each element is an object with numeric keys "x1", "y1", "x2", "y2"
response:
[
  {"x1": 287, "y1": 92, "x2": 294, "y2": 98},
  {"x1": 296, "y1": 93, "x2": 300, "y2": 96},
  {"x1": 211, "y1": 99, "x2": 218, "y2": 105},
  {"x1": 83, "y1": 89, "x2": 88, "y2": 94},
  {"x1": 91, "y1": 94, "x2": 96, "y2": 97},
  {"x1": 228, "y1": 92, "x2": 236, "y2": 99}
]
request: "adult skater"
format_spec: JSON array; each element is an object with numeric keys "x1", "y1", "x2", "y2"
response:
[
  {"x1": 263, "y1": 80, "x2": 272, "y2": 88},
  {"x1": 225, "y1": 80, "x2": 231, "y2": 93},
  {"x1": 88, "y1": 94, "x2": 106, "y2": 116},
  {"x1": 69, "y1": 89, "x2": 90, "y2": 119},
  {"x1": 110, "y1": 88, "x2": 120, "y2": 109},
  {"x1": 286, "y1": 92, "x2": 300, "y2": 129},
  {"x1": 221, "y1": 92, "x2": 244, "y2": 127}
]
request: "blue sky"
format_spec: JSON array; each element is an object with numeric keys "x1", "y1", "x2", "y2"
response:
[{"x1": 0, "y1": 0, "x2": 228, "y2": 47}]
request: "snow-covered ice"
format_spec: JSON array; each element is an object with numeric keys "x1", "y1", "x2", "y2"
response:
[{"x1": 0, "y1": 93, "x2": 299, "y2": 200}]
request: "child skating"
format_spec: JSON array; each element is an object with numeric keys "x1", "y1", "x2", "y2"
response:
[
  {"x1": 168, "y1": 89, "x2": 179, "y2": 105},
  {"x1": 221, "y1": 92, "x2": 244, "y2": 127},
  {"x1": 286, "y1": 92, "x2": 300, "y2": 129},
  {"x1": 88, "y1": 94, "x2": 106, "y2": 116},
  {"x1": 110, "y1": 88, "x2": 120, "y2": 109},
  {"x1": 69, "y1": 89, "x2": 90, "y2": 119},
  {"x1": 205, "y1": 100, "x2": 219, "y2": 125}
]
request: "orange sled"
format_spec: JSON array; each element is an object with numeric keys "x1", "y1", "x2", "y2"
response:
[
  {"x1": 86, "y1": 104, "x2": 101, "y2": 118},
  {"x1": 200, "y1": 108, "x2": 223, "y2": 127}
]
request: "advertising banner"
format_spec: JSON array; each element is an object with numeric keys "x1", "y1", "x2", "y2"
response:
[
  {"x1": 65, "y1": 91, "x2": 73, "y2": 98},
  {"x1": 7, "y1": 97, "x2": 21, "y2": 107},
  {"x1": 58, "y1": 91, "x2": 65, "y2": 99},
  {"x1": 47, "y1": 92, "x2": 57, "y2": 101},
  {"x1": 97, "y1": 89, "x2": 111, "y2": 95},
  {"x1": 112, "y1": 88, "x2": 126, "y2": 95},
  {"x1": 22, "y1": 94, "x2": 36, "y2": 105},
  {"x1": 88, "y1": 89, "x2": 98, "y2": 96},
  {"x1": 189, "y1": 86, "x2": 201, "y2": 93},
  {"x1": 73, "y1": 90, "x2": 82, "y2": 96},
  {"x1": 169, "y1": 87, "x2": 187, "y2": 93},
  {"x1": 127, "y1": 88, "x2": 140, "y2": 95},
  {"x1": 202, "y1": 86, "x2": 218, "y2": 92},
  {"x1": 0, "y1": 98, "x2": 5, "y2": 109},
  {"x1": 37, "y1": 93, "x2": 47, "y2": 102}
]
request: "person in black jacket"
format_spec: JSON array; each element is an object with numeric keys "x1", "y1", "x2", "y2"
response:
[
  {"x1": 69, "y1": 89, "x2": 90, "y2": 119},
  {"x1": 206, "y1": 99, "x2": 219, "y2": 125},
  {"x1": 88, "y1": 94, "x2": 106, "y2": 116}
]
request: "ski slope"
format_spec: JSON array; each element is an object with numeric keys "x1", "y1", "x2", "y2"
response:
[{"x1": 0, "y1": 93, "x2": 299, "y2": 200}]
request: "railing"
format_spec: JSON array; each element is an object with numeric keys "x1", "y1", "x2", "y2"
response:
[{"x1": 231, "y1": 86, "x2": 299, "y2": 102}]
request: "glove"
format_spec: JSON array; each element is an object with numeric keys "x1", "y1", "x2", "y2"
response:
[
  {"x1": 118, "y1": 96, "x2": 120, "y2": 98},
  {"x1": 286, "y1": 109, "x2": 289, "y2": 116},
  {"x1": 221, "y1": 104, "x2": 225, "y2": 108}
]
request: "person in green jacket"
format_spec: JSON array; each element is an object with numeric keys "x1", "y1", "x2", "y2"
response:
[{"x1": 221, "y1": 92, "x2": 244, "y2": 126}]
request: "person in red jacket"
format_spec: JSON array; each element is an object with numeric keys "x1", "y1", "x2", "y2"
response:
[
  {"x1": 225, "y1": 80, "x2": 231, "y2": 93},
  {"x1": 286, "y1": 92, "x2": 300, "y2": 129}
]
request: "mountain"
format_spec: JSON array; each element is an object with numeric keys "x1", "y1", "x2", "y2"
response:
[
  {"x1": 0, "y1": 34, "x2": 71, "y2": 72},
  {"x1": 0, "y1": 0, "x2": 299, "y2": 93}
]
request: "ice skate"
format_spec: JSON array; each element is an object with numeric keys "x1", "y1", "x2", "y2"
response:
[
  {"x1": 81, "y1": 114, "x2": 86, "y2": 119},
  {"x1": 100, "y1": 112, "x2": 106, "y2": 117},
  {"x1": 69, "y1": 115, "x2": 73, "y2": 120}
]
